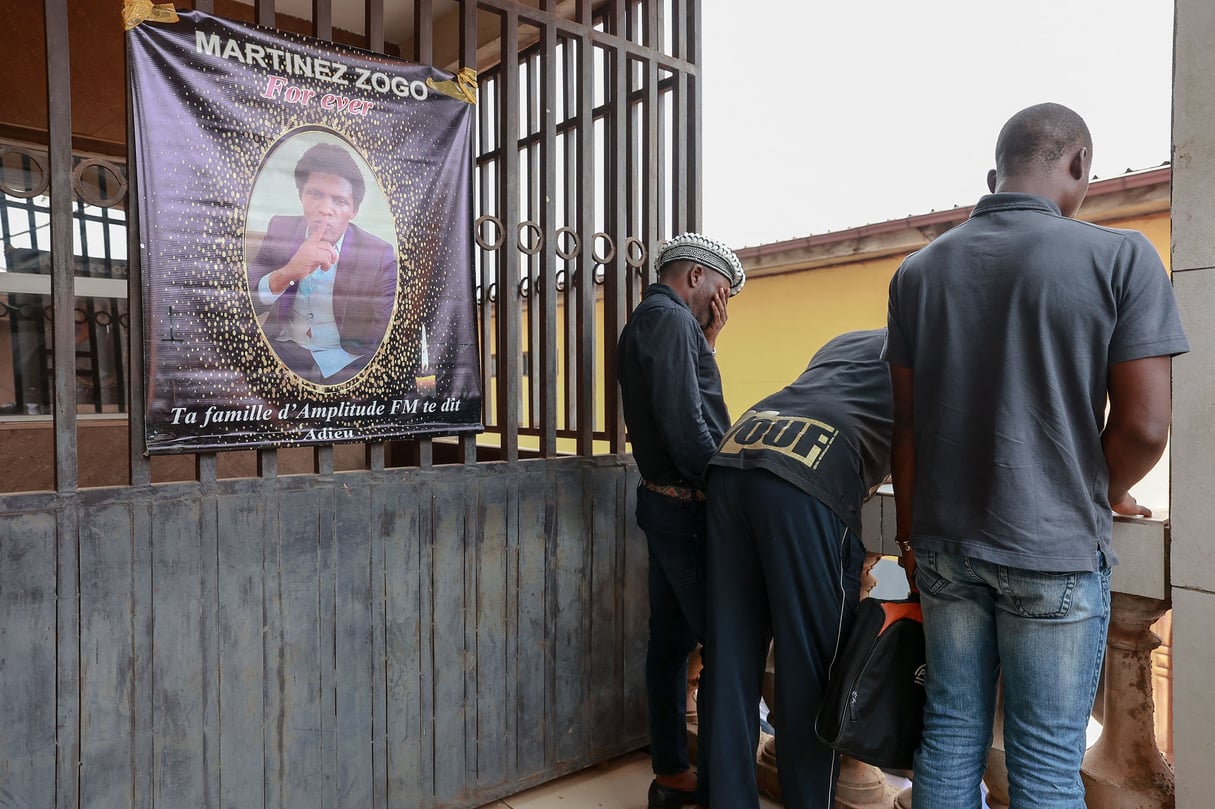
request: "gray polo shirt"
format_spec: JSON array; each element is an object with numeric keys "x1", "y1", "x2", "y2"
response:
[{"x1": 884, "y1": 193, "x2": 1189, "y2": 572}]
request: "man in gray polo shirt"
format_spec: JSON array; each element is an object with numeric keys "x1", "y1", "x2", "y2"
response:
[{"x1": 884, "y1": 103, "x2": 1188, "y2": 808}]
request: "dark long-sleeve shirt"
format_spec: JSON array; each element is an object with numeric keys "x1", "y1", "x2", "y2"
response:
[{"x1": 617, "y1": 284, "x2": 730, "y2": 489}]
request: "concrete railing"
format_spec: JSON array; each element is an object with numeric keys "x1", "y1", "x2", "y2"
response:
[{"x1": 746, "y1": 488, "x2": 1175, "y2": 808}]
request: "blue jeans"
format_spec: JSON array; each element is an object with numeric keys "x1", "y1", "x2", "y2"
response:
[
  {"x1": 912, "y1": 550, "x2": 1111, "y2": 809},
  {"x1": 636, "y1": 485, "x2": 709, "y2": 797}
]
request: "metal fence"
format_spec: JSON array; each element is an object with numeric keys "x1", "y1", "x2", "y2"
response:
[
  {"x1": 0, "y1": 3, "x2": 698, "y2": 807},
  {"x1": 1, "y1": 0, "x2": 698, "y2": 490}
]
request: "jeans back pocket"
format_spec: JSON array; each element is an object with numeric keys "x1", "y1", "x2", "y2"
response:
[{"x1": 999, "y1": 567, "x2": 1078, "y2": 618}]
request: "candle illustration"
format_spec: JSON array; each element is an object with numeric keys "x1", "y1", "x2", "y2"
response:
[{"x1": 416, "y1": 325, "x2": 437, "y2": 398}]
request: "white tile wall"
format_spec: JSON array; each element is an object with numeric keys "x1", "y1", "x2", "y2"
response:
[
  {"x1": 1171, "y1": 1, "x2": 1215, "y2": 801},
  {"x1": 1170, "y1": 265, "x2": 1215, "y2": 592},
  {"x1": 1170, "y1": 588, "x2": 1215, "y2": 809},
  {"x1": 1172, "y1": 0, "x2": 1215, "y2": 273}
]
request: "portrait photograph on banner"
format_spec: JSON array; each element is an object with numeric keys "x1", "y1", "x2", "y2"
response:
[{"x1": 127, "y1": 9, "x2": 482, "y2": 452}]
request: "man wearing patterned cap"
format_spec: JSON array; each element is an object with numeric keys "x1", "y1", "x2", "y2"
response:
[{"x1": 617, "y1": 232, "x2": 744, "y2": 809}]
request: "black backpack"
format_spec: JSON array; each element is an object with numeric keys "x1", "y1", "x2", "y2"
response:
[{"x1": 814, "y1": 596, "x2": 926, "y2": 770}]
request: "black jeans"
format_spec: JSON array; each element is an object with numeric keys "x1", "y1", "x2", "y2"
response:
[
  {"x1": 636, "y1": 485, "x2": 710, "y2": 801},
  {"x1": 706, "y1": 467, "x2": 864, "y2": 809}
]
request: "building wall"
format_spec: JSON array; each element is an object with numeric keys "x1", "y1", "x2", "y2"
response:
[
  {"x1": 719, "y1": 208, "x2": 1171, "y2": 424},
  {"x1": 718, "y1": 253, "x2": 896, "y2": 414},
  {"x1": 0, "y1": 0, "x2": 393, "y2": 150},
  {"x1": 1169, "y1": 0, "x2": 1215, "y2": 803}
]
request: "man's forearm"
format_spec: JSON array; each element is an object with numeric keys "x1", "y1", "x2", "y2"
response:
[
  {"x1": 891, "y1": 425, "x2": 916, "y2": 541},
  {"x1": 1103, "y1": 425, "x2": 1168, "y2": 503},
  {"x1": 889, "y1": 364, "x2": 917, "y2": 541},
  {"x1": 1104, "y1": 355, "x2": 1173, "y2": 505}
]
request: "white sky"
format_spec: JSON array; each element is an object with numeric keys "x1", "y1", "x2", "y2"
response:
[{"x1": 700, "y1": 1, "x2": 1176, "y2": 249}]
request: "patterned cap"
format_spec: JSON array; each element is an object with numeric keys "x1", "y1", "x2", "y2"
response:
[{"x1": 654, "y1": 232, "x2": 746, "y2": 296}]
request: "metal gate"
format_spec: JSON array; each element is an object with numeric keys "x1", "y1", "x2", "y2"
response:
[{"x1": 0, "y1": 1, "x2": 701, "y2": 806}]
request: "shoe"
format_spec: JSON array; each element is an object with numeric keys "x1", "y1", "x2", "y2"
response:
[{"x1": 648, "y1": 779, "x2": 698, "y2": 808}]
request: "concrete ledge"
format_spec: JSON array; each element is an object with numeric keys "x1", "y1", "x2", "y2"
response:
[{"x1": 862, "y1": 487, "x2": 1168, "y2": 600}]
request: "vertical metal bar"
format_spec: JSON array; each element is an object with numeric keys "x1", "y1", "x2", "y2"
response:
[
  {"x1": 417, "y1": 436, "x2": 434, "y2": 466},
  {"x1": 461, "y1": 0, "x2": 479, "y2": 467},
  {"x1": 314, "y1": 446, "x2": 334, "y2": 475},
  {"x1": 525, "y1": 57, "x2": 539, "y2": 434},
  {"x1": 685, "y1": 0, "x2": 701, "y2": 229},
  {"x1": 310, "y1": 0, "x2": 333, "y2": 472},
  {"x1": 256, "y1": 447, "x2": 278, "y2": 477},
  {"x1": 604, "y1": 2, "x2": 627, "y2": 453},
  {"x1": 672, "y1": 0, "x2": 686, "y2": 58},
  {"x1": 655, "y1": 0, "x2": 667, "y2": 58},
  {"x1": 365, "y1": 0, "x2": 384, "y2": 51},
  {"x1": 312, "y1": 0, "x2": 332, "y2": 40},
  {"x1": 45, "y1": 0, "x2": 77, "y2": 492},
  {"x1": 459, "y1": 432, "x2": 477, "y2": 465},
  {"x1": 671, "y1": 3, "x2": 690, "y2": 236},
  {"x1": 75, "y1": 201, "x2": 89, "y2": 270},
  {"x1": 575, "y1": 1, "x2": 596, "y2": 455},
  {"x1": 644, "y1": 3, "x2": 662, "y2": 256},
  {"x1": 126, "y1": 44, "x2": 151, "y2": 486},
  {"x1": 109, "y1": 298, "x2": 126, "y2": 413},
  {"x1": 480, "y1": 278, "x2": 493, "y2": 433},
  {"x1": 250, "y1": 0, "x2": 279, "y2": 476},
  {"x1": 365, "y1": 442, "x2": 385, "y2": 471},
  {"x1": 561, "y1": 38, "x2": 578, "y2": 441},
  {"x1": 56, "y1": 505, "x2": 81, "y2": 809},
  {"x1": 196, "y1": 452, "x2": 217, "y2": 486},
  {"x1": 477, "y1": 85, "x2": 495, "y2": 431},
  {"x1": 44, "y1": 8, "x2": 82, "y2": 804},
  {"x1": 403, "y1": 0, "x2": 426, "y2": 464},
  {"x1": 414, "y1": 0, "x2": 433, "y2": 65},
  {"x1": 82, "y1": 301, "x2": 101, "y2": 412},
  {"x1": 539, "y1": 8, "x2": 558, "y2": 457},
  {"x1": 255, "y1": 0, "x2": 274, "y2": 28},
  {"x1": 498, "y1": 12, "x2": 521, "y2": 463},
  {"x1": 258, "y1": 448, "x2": 278, "y2": 478},
  {"x1": 625, "y1": 18, "x2": 643, "y2": 316},
  {"x1": 622, "y1": 1, "x2": 634, "y2": 314}
]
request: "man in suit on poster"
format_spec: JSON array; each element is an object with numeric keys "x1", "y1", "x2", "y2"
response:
[{"x1": 249, "y1": 142, "x2": 397, "y2": 384}]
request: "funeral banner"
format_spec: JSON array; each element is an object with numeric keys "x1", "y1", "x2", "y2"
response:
[{"x1": 127, "y1": 10, "x2": 482, "y2": 452}]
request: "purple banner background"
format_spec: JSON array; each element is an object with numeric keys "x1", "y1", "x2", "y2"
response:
[{"x1": 128, "y1": 11, "x2": 482, "y2": 452}]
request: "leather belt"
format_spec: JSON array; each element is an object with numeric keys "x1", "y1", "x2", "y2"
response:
[{"x1": 641, "y1": 478, "x2": 706, "y2": 502}]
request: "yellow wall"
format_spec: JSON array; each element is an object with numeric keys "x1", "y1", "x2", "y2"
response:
[
  {"x1": 1110, "y1": 213, "x2": 1171, "y2": 270},
  {"x1": 716, "y1": 255, "x2": 900, "y2": 418},
  {"x1": 717, "y1": 209, "x2": 1170, "y2": 420},
  {"x1": 482, "y1": 294, "x2": 612, "y2": 456}
]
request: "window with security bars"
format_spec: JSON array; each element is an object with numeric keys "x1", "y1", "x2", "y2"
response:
[{"x1": 0, "y1": 144, "x2": 130, "y2": 417}]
